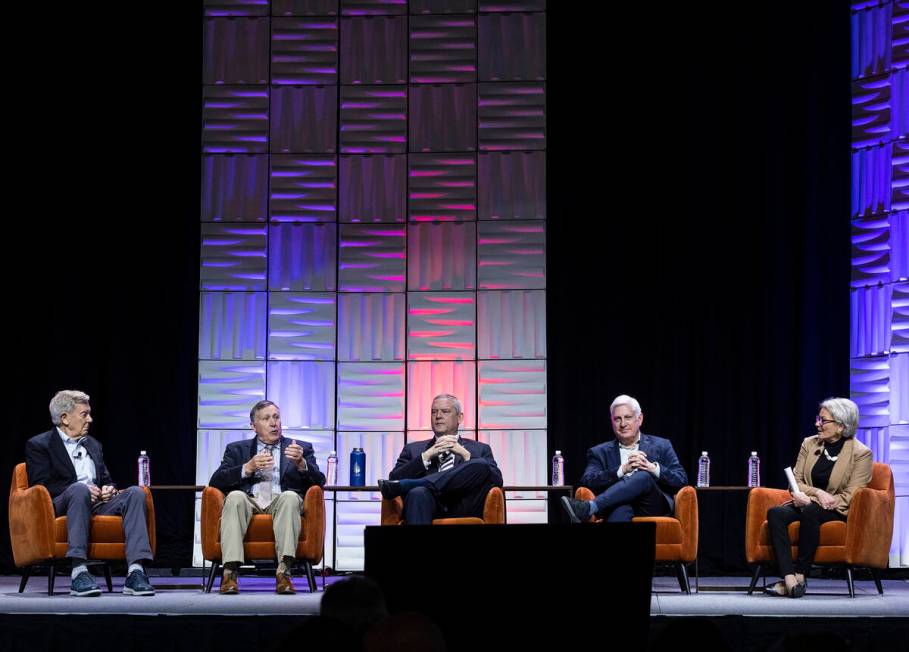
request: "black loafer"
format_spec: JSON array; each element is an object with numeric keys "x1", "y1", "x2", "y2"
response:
[
  {"x1": 378, "y1": 479, "x2": 402, "y2": 500},
  {"x1": 789, "y1": 581, "x2": 806, "y2": 599}
]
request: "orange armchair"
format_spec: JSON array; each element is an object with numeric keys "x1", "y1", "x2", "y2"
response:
[
  {"x1": 745, "y1": 462, "x2": 894, "y2": 597},
  {"x1": 381, "y1": 486, "x2": 506, "y2": 525},
  {"x1": 200, "y1": 485, "x2": 325, "y2": 593},
  {"x1": 576, "y1": 485, "x2": 698, "y2": 593},
  {"x1": 8, "y1": 462, "x2": 156, "y2": 595}
]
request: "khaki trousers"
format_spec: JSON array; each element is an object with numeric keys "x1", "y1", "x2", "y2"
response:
[{"x1": 220, "y1": 490, "x2": 303, "y2": 565}]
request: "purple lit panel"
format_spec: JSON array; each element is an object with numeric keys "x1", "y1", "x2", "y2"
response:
[
  {"x1": 477, "y1": 221, "x2": 545, "y2": 289},
  {"x1": 852, "y1": 144, "x2": 891, "y2": 218},
  {"x1": 409, "y1": 15, "x2": 476, "y2": 84},
  {"x1": 851, "y1": 3, "x2": 892, "y2": 80},
  {"x1": 337, "y1": 362, "x2": 406, "y2": 430},
  {"x1": 267, "y1": 361, "x2": 335, "y2": 429},
  {"x1": 893, "y1": 211, "x2": 908, "y2": 280},
  {"x1": 410, "y1": 84, "x2": 476, "y2": 152},
  {"x1": 408, "y1": 222, "x2": 476, "y2": 290},
  {"x1": 892, "y1": 283, "x2": 909, "y2": 353},
  {"x1": 893, "y1": 68, "x2": 909, "y2": 140},
  {"x1": 892, "y1": 141, "x2": 909, "y2": 211},
  {"x1": 268, "y1": 292, "x2": 337, "y2": 360},
  {"x1": 204, "y1": 17, "x2": 269, "y2": 84},
  {"x1": 851, "y1": 217, "x2": 891, "y2": 287},
  {"x1": 199, "y1": 292, "x2": 268, "y2": 360},
  {"x1": 205, "y1": 0, "x2": 269, "y2": 17},
  {"x1": 338, "y1": 224, "x2": 406, "y2": 292},
  {"x1": 340, "y1": 86, "x2": 407, "y2": 153},
  {"x1": 203, "y1": 86, "x2": 269, "y2": 153},
  {"x1": 478, "y1": 12, "x2": 545, "y2": 81},
  {"x1": 270, "y1": 155, "x2": 337, "y2": 222},
  {"x1": 198, "y1": 361, "x2": 266, "y2": 428},
  {"x1": 851, "y1": 356, "x2": 892, "y2": 428},
  {"x1": 201, "y1": 154, "x2": 268, "y2": 221},
  {"x1": 409, "y1": 153, "x2": 476, "y2": 222},
  {"x1": 477, "y1": 290, "x2": 545, "y2": 359},
  {"x1": 477, "y1": 360, "x2": 546, "y2": 429},
  {"x1": 340, "y1": 0, "x2": 406, "y2": 16},
  {"x1": 271, "y1": 18, "x2": 338, "y2": 84},
  {"x1": 850, "y1": 285, "x2": 893, "y2": 357},
  {"x1": 478, "y1": 82, "x2": 545, "y2": 151},
  {"x1": 407, "y1": 361, "x2": 476, "y2": 430},
  {"x1": 339, "y1": 154, "x2": 406, "y2": 222},
  {"x1": 478, "y1": 151, "x2": 545, "y2": 220},
  {"x1": 269, "y1": 223, "x2": 337, "y2": 291},
  {"x1": 337, "y1": 293, "x2": 406, "y2": 361},
  {"x1": 853, "y1": 74, "x2": 891, "y2": 148},
  {"x1": 272, "y1": 0, "x2": 339, "y2": 16},
  {"x1": 478, "y1": 1, "x2": 545, "y2": 11},
  {"x1": 407, "y1": 292, "x2": 476, "y2": 361},
  {"x1": 894, "y1": 2, "x2": 909, "y2": 69},
  {"x1": 410, "y1": 0, "x2": 476, "y2": 14},
  {"x1": 201, "y1": 223, "x2": 267, "y2": 290},
  {"x1": 271, "y1": 86, "x2": 338, "y2": 153},
  {"x1": 340, "y1": 16, "x2": 407, "y2": 84}
]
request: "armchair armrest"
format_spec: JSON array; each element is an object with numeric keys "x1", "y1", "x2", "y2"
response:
[
  {"x1": 745, "y1": 487, "x2": 790, "y2": 563},
  {"x1": 299, "y1": 485, "x2": 325, "y2": 563},
  {"x1": 381, "y1": 497, "x2": 404, "y2": 526},
  {"x1": 482, "y1": 487, "x2": 505, "y2": 524},
  {"x1": 674, "y1": 486, "x2": 698, "y2": 563},
  {"x1": 845, "y1": 484, "x2": 894, "y2": 568},
  {"x1": 200, "y1": 486, "x2": 225, "y2": 561},
  {"x1": 8, "y1": 483, "x2": 56, "y2": 567}
]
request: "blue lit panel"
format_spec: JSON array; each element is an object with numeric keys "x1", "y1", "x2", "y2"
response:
[
  {"x1": 407, "y1": 361, "x2": 477, "y2": 430},
  {"x1": 407, "y1": 292, "x2": 476, "y2": 361},
  {"x1": 201, "y1": 154, "x2": 268, "y2": 222},
  {"x1": 851, "y1": 356, "x2": 891, "y2": 428},
  {"x1": 201, "y1": 224, "x2": 267, "y2": 291},
  {"x1": 268, "y1": 292, "x2": 337, "y2": 360},
  {"x1": 337, "y1": 293, "x2": 406, "y2": 361},
  {"x1": 339, "y1": 154, "x2": 407, "y2": 222},
  {"x1": 478, "y1": 221, "x2": 545, "y2": 289},
  {"x1": 269, "y1": 223, "x2": 337, "y2": 291},
  {"x1": 853, "y1": 74, "x2": 892, "y2": 148},
  {"x1": 851, "y1": 144, "x2": 891, "y2": 219},
  {"x1": 266, "y1": 361, "x2": 335, "y2": 429},
  {"x1": 203, "y1": 86, "x2": 269, "y2": 153},
  {"x1": 893, "y1": 283, "x2": 909, "y2": 354},
  {"x1": 198, "y1": 361, "x2": 266, "y2": 428},
  {"x1": 851, "y1": 217, "x2": 891, "y2": 288},
  {"x1": 337, "y1": 362, "x2": 406, "y2": 431},
  {"x1": 893, "y1": 211, "x2": 908, "y2": 280},
  {"x1": 851, "y1": 2, "x2": 892, "y2": 80},
  {"x1": 271, "y1": 17, "x2": 338, "y2": 85},
  {"x1": 270, "y1": 155, "x2": 337, "y2": 222},
  {"x1": 199, "y1": 292, "x2": 268, "y2": 360},
  {"x1": 477, "y1": 290, "x2": 546, "y2": 359},
  {"x1": 338, "y1": 224, "x2": 406, "y2": 292},
  {"x1": 850, "y1": 285, "x2": 893, "y2": 357},
  {"x1": 335, "y1": 431, "x2": 405, "y2": 498},
  {"x1": 893, "y1": 354, "x2": 909, "y2": 424},
  {"x1": 478, "y1": 360, "x2": 546, "y2": 430},
  {"x1": 892, "y1": 141, "x2": 909, "y2": 211},
  {"x1": 477, "y1": 430, "x2": 546, "y2": 499},
  {"x1": 408, "y1": 222, "x2": 476, "y2": 290}
]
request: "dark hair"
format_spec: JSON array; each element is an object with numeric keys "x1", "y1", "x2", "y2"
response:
[{"x1": 249, "y1": 400, "x2": 277, "y2": 423}]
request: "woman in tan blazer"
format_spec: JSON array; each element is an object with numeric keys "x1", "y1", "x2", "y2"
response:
[{"x1": 765, "y1": 397, "x2": 872, "y2": 598}]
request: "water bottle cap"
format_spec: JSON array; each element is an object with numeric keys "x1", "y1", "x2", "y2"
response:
[
  {"x1": 554, "y1": 450, "x2": 561, "y2": 455},
  {"x1": 701, "y1": 451, "x2": 708, "y2": 456},
  {"x1": 140, "y1": 451, "x2": 147, "y2": 455},
  {"x1": 751, "y1": 451, "x2": 757, "y2": 456},
  {"x1": 330, "y1": 450, "x2": 336, "y2": 455}
]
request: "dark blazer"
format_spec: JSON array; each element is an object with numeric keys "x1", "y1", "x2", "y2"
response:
[
  {"x1": 208, "y1": 436, "x2": 325, "y2": 497},
  {"x1": 388, "y1": 436, "x2": 503, "y2": 486},
  {"x1": 579, "y1": 433, "x2": 688, "y2": 511},
  {"x1": 25, "y1": 429, "x2": 115, "y2": 498}
]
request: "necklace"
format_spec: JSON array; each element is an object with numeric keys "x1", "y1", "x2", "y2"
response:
[{"x1": 822, "y1": 447, "x2": 839, "y2": 462}]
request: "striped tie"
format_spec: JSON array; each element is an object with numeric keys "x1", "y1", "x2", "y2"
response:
[{"x1": 438, "y1": 450, "x2": 455, "y2": 473}]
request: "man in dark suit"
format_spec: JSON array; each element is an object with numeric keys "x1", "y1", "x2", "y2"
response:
[
  {"x1": 378, "y1": 394, "x2": 503, "y2": 525},
  {"x1": 208, "y1": 399, "x2": 324, "y2": 595},
  {"x1": 25, "y1": 390, "x2": 155, "y2": 597},
  {"x1": 562, "y1": 394, "x2": 688, "y2": 522}
]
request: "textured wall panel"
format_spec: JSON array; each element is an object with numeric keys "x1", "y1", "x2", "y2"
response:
[
  {"x1": 408, "y1": 292, "x2": 476, "y2": 360},
  {"x1": 205, "y1": 1, "x2": 269, "y2": 17},
  {"x1": 851, "y1": 216, "x2": 891, "y2": 287},
  {"x1": 338, "y1": 224, "x2": 406, "y2": 291},
  {"x1": 335, "y1": 432, "x2": 405, "y2": 498},
  {"x1": 337, "y1": 293, "x2": 406, "y2": 360},
  {"x1": 341, "y1": 16, "x2": 407, "y2": 84},
  {"x1": 340, "y1": 86, "x2": 407, "y2": 153},
  {"x1": 894, "y1": 2, "x2": 909, "y2": 69},
  {"x1": 851, "y1": 143, "x2": 891, "y2": 218},
  {"x1": 504, "y1": 499, "x2": 547, "y2": 524},
  {"x1": 270, "y1": 155, "x2": 338, "y2": 222},
  {"x1": 893, "y1": 353, "x2": 909, "y2": 424},
  {"x1": 335, "y1": 501, "x2": 381, "y2": 571},
  {"x1": 337, "y1": 362, "x2": 406, "y2": 431},
  {"x1": 341, "y1": 1, "x2": 407, "y2": 16},
  {"x1": 477, "y1": 221, "x2": 545, "y2": 289},
  {"x1": 477, "y1": 430, "x2": 546, "y2": 498},
  {"x1": 339, "y1": 154, "x2": 406, "y2": 222},
  {"x1": 853, "y1": 74, "x2": 891, "y2": 148},
  {"x1": 203, "y1": 86, "x2": 269, "y2": 153},
  {"x1": 892, "y1": 67, "x2": 909, "y2": 140},
  {"x1": 478, "y1": 82, "x2": 545, "y2": 150},
  {"x1": 850, "y1": 284, "x2": 893, "y2": 357},
  {"x1": 410, "y1": 83, "x2": 476, "y2": 152},
  {"x1": 893, "y1": 210, "x2": 909, "y2": 280},
  {"x1": 894, "y1": 283, "x2": 909, "y2": 353},
  {"x1": 478, "y1": 12, "x2": 545, "y2": 81},
  {"x1": 201, "y1": 223, "x2": 267, "y2": 291},
  {"x1": 200, "y1": 292, "x2": 268, "y2": 360},
  {"x1": 272, "y1": 0, "x2": 339, "y2": 16},
  {"x1": 407, "y1": 361, "x2": 477, "y2": 429},
  {"x1": 478, "y1": 151, "x2": 545, "y2": 220},
  {"x1": 479, "y1": 1, "x2": 545, "y2": 11},
  {"x1": 201, "y1": 154, "x2": 268, "y2": 222},
  {"x1": 271, "y1": 86, "x2": 338, "y2": 153},
  {"x1": 892, "y1": 141, "x2": 909, "y2": 211},
  {"x1": 266, "y1": 361, "x2": 336, "y2": 429},
  {"x1": 409, "y1": 15, "x2": 476, "y2": 83},
  {"x1": 851, "y1": 2, "x2": 892, "y2": 80},
  {"x1": 850, "y1": 356, "x2": 891, "y2": 428},
  {"x1": 409, "y1": 154, "x2": 477, "y2": 222},
  {"x1": 204, "y1": 17, "x2": 270, "y2": 85},
  {"x1": 195, "y1": 430, "x2": 250, "y2": 485},
  {"x1": 269, "y1": 223, "x2": 338, "y2": 291},
  {"x1": 285, "y1": 429, "x2": 336, "y2": 471},
  {"x1": 408, "y1": 222, "x2": 477, "y2": 290},
  {"x1": 478, "y1": 360, "x2": 546, "y2": 429},
  {"x1": 271, "y1": 17, "x2": 338, "y2": 84},
  {"x1": 198, "y1": 361, "x2": 267, "y2": 428},
  {"x1": 268, "y1": 292, "x2": 337, "y2": 360},
  {"x1": 477, "y1": 290, "x2": 545, "y2": 359},
  {"x1": 410, "y1": 0, "x2": 476, "y2": 13}
]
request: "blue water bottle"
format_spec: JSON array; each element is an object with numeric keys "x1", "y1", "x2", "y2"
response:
[{"x1": 350, "y1": 447, "x2": 366, "y2": 486}]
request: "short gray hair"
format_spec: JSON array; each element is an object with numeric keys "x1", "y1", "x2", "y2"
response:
[
  {"x1": 432, "y1": 394, "x2": 462, "y2": 415},
  {"x1": 49, "y1": 390, "x2": 91, "y2": 426},
  {"x1": 610, "y1": 394, "x2": 642, "y2": 417},
  {"x1": 250, "y1": 400, "x2": 278, "y2": 423},
  {"x1": 820, "y1": 397, "x2": 859, "y2": 439}
]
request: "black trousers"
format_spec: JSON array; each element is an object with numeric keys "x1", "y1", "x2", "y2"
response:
[
  {"x1": 402, "y1": 460, "x2": 500, "y2": 525},
  {"x1": 766, "y1": 502, "x2": 846, "y2": 576}
]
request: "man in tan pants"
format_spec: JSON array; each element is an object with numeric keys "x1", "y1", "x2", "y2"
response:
[{"x1": 208, "y1": 400, "x2": 324, "y2": 594}]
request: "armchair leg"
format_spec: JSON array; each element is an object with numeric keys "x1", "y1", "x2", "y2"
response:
[
  {"x1": 18, "y1": 567, "x2": 31, "y2": 593},
  {"x1": 675, "y1": 563, "x2": 691, "y2": 594},
  {"x1": 870, "y1": 568, "x2": 884, "y2": 595},
  {"x1": 48, "y1": 561, "x2": 57, "y2": 596},
  {"x1": 846, "y1": 566, "x2": 855, "y2": 598},
  {"x1": 102, "y1": 563, "x2": 113, "y2": 593},
  {"x1": 747, "y1": 565, "x2": 762, "y2": 595},
  {"x1": 205, "y1": 561, "x2": 220, "y2": 594},
  {"x1": 303, "y1": 561, "x2": 317, "y2": 593}
]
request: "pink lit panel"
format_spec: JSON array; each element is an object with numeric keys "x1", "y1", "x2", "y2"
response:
[
  {"x1": 478, "y1": 360, "x2": 546, "y2": 429},
  {"x1": 477, "y1": 221, "x2": 545, "y2": 290},
  {"x1": 407, "y1": 292, "x2": 476, "y2": 360},
  {"x1": 337, "y1": 362, "x2": 406, "y2": 431},
  {"x1": 408, "y1": 222, "x2": 477, "y2": 291},
  {"x1": 407, "y1": 361, "x2": 477, "y2": 430}
]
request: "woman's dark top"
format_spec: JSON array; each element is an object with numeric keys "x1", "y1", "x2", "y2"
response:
[{"x1": 811, "y1": 437, "x2": 846, "y2": 490}]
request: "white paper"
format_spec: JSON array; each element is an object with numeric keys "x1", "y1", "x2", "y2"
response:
[{"x1": 784, "y1": 466, "x2": 799, "y2": 493}]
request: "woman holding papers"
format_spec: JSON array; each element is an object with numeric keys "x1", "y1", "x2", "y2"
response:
[{"x1": 765, "y1": 397, "x2": 872, "y2": 598}]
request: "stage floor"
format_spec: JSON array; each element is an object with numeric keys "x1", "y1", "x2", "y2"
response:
[{"x1": 1, "y1": 575, "x2": 906, "y2": 618}]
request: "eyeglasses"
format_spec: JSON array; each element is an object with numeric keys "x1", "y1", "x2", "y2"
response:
[{"x1": 815, "y1": 415, "x2": 838, "y2": 426}]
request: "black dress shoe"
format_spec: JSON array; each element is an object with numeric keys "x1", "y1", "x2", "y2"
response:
[
  {"x1": 561, "y1": 496, "x2": 592, "y2": 523},
  {"x1": 378, "y1": 479, "x2": 402, "y2": 500}
]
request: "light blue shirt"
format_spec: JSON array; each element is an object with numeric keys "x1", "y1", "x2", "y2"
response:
[
  {"x1": 57, "y1": 427, "x2": 96, "y2": 485},
  {"x1": 616, "y1": 438, "x2": 661, "y2": 479}
]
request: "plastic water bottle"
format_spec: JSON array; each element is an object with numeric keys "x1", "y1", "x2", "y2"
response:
[
  {"x1": 747, "y1": 451, "x2": 761, "y2": 488},
  {"x1": 326, "y1": 450, "x2": 338, "y2": 486},
  {"x1": 350, "y1": 447, "x2": 366, "y2": 486},
  {"x1": 551, "y1": 450, "x2": 564, "y2": 486},
  {"x1": 137, "y1": 451, "x2": 151, "y2": 487},
  {"x1": 696, "y1": 451, "x2": 710, "y2": 488}
]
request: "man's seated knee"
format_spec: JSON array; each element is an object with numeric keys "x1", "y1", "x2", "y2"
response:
[
  {"x1": 403, "y1": 486, "x2": 433, "y2": 503},
  {"x1": 121, "y1": 485, "x2": 146, "y2": 503},
  {"x1": 224, "y1": 490, "x2": 249, "y2": 505}
]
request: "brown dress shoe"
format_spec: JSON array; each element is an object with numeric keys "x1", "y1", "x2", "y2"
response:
[
  {"x1": 276, "y1": 572, "x2": 296, "y2": 595},
  {"x1": 219, "y1": 571, "x2": 239, "y2": 595}
]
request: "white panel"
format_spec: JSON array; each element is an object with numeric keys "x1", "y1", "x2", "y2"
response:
[
  {"x1": 477, "y1": 290, "x2": 546, "y2": 359},
  {"x1": 266, "y1": 361, "x2": 335, "y2": 429},
  {"x1": 478, "y1": 430, "x2": 546, "y2": 498},
  {"x1": 335, "y1": 432, "x2": 405, "y2": 499},
  {"x1": 335, "y1": 501, "x2": 382, "y2": 571},
  {"x1": 478, "y1": 360, "x2": 547, "y2": 429},
  {"x1": 337, "y1": 363, "x2": 406, "y2": 431},
  {"x1": 268, "y1": 292, "x2": 337, "y2": 361},
  {"x1": 504, "y1": 499, "x2": 547, "y2": 524},
  {"x1": 199, "y1": 292, "x2": 268, "y2": 360},
  {"x1": 198, "y1": 361, "x2": 267, "y2": 428}
]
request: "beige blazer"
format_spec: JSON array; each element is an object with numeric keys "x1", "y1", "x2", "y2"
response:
[{"x1": 792, "y1": 435, "x2": 873, "y2": 516}]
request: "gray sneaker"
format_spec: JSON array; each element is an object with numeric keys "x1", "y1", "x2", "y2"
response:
[
  {"x1": 123, "y1": 569, "x2": 155, "y2": 596},
  {"x1": 70, "y1": 571, "x2": 101, "y2": 597}
]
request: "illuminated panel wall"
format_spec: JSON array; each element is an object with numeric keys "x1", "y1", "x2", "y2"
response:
[
  {"x1": 198, "y1": 0, "x2": 547, "y2": 570},
  {"x1": 851, "y1": 0, "x2": 908, "y2": 567}
]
